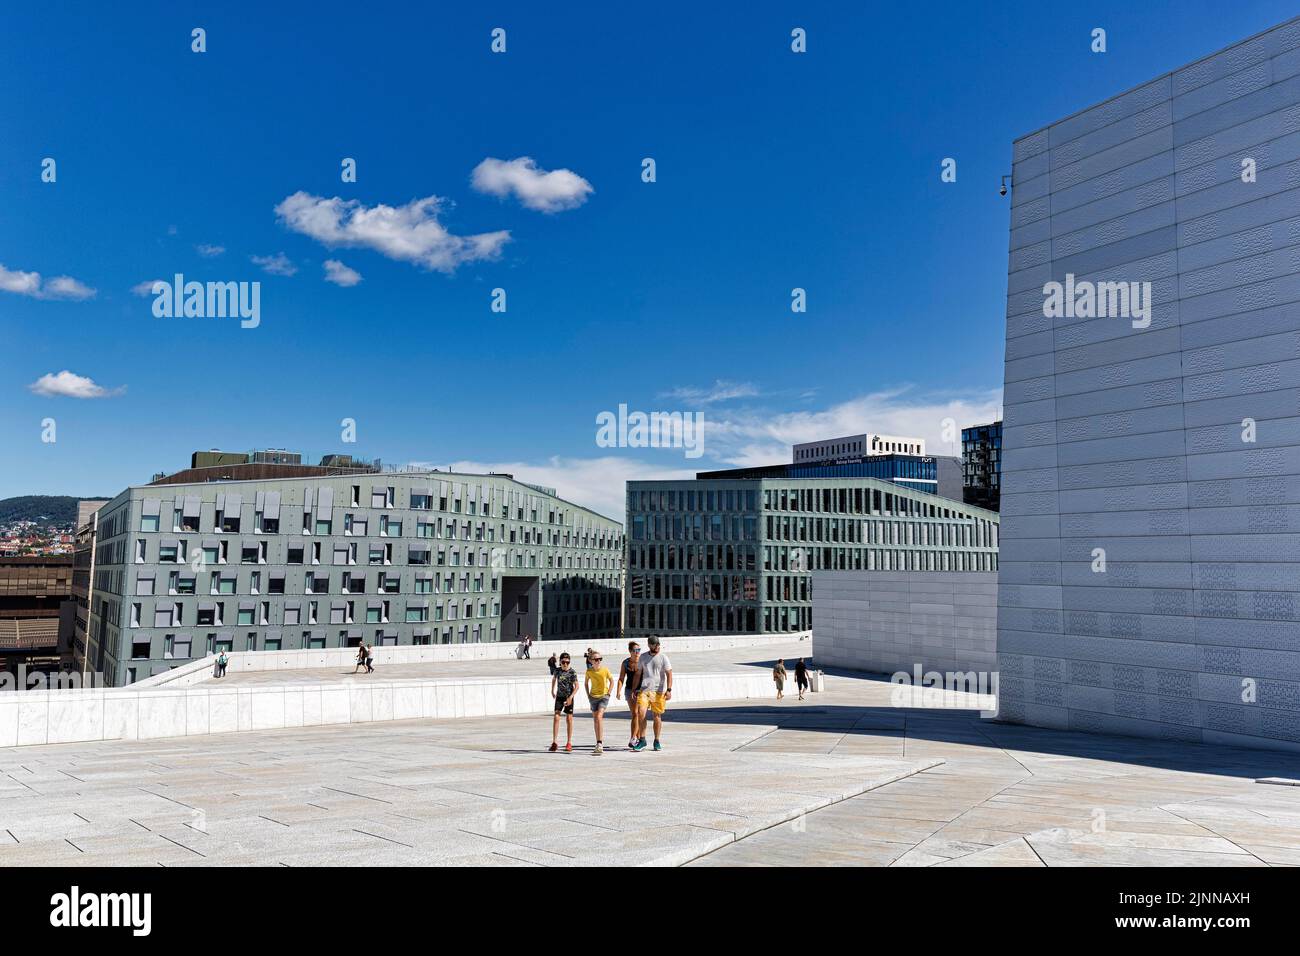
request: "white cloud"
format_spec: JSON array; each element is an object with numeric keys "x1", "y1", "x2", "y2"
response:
[
  {"x1": 660, "y1": 380, "x2": 759, "y2": 405},
  {"x1": 131, "y1": 279, "x2": 164, "y2": 297},
  {"x1": 275, "y1": 191, "x2": 510, "y2": 273},
  {"x1": 701, "y1": 386, "x2": 1003, "y2": 465},
  {"x1": 251, "y1": 253, "x2": 297, "y2": 276},
  {"x1": 397, "y1": 457, "x2": 691, "y2": 522},
  {"x1": 28, "y1": 370, "x2": 124, "y2": 399},
  {"x1": 323, "y1": 259, "x2": 362, "y2": 287},
  {"x1": 196, "y1": 243, "x2": 225, "y2": 257},
  {"x1": 0, "y1": 263, "x2": 95, "y2": 300},
  {"x1": 471, "y1": 157, "x2": 593, "y2": 213}
]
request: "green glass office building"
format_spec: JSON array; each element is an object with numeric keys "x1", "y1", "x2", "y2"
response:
[{"x1": 625, "y1": 477, "x2": 999, "y2": 638}]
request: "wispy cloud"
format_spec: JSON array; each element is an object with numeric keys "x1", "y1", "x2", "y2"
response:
[
  {"x1": 389, "y1": 386, "x2": 1000, "y2": 519},
  {"x1": 275, "y1": 191, "x2": 510, "y2": 273},
  {"x1": 421, "y1": 457, "x2": 693, "y2": 522},
  {"x1": 131, "y1": 279, "x2": 163, "y2": 297},
  {"x1": 660, "y1": 380, "x2": 759, "y2": 405},
  {"x1": 700, "y1": 386, "x2": 1003, "y2": 465},
  {"x1": 28, "y1": 370, "x2": 125, "y2": 399},
  {"x1": 323, "y1": 259, "x2": 362, "y2": 287},
  {"x1": 251, "y1": 253, "x2": 297, "y2": 276},
  {"x1": 0, "y1": 264, "x2": 95, "y2": 301},
  {"x1": 471, "y1": 157, "x2": 593, "y2": 213},
  {"x1": 195, "y1": 243, "x2": 225, "y2": 257}
]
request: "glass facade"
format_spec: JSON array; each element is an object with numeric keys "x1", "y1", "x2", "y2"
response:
[
  {"x1": 625, "y1": 477, "x2": 999, "y2": 638},
  {"x1": 962, "y1": 421, "x2": 1002, "y2": 512}
]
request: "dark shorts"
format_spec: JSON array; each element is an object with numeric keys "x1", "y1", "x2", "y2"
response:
[{"x1": 554, "y1": 696, "x2": 574, "y2": 715}]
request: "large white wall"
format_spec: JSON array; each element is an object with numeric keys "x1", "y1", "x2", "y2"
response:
[
  {"x1": 999, "y1": 16, "x2": 1300, "y2": 751},
  {"x1": 812, "y1": 571, "x2": 997, "y2": 676}
]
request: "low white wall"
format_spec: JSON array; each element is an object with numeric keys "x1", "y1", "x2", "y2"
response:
[
  {"x1": 133, "y1": 632, "x2": 812, "y2": 689},
  {"x1": 0, "y1": 666, "x2": 796, "y2": 750}
]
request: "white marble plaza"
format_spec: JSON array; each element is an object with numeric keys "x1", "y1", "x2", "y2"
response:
[{"x1": 3, "y1": 665, "x2": 1300, "y2": 866}]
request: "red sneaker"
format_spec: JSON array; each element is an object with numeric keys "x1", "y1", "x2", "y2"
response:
[
  {"x1": 548, "y1": 742, "x2": 558, "y2": 752},
  {"x1": 564, "y1": 743, "x2": 573, "y2": 753}
]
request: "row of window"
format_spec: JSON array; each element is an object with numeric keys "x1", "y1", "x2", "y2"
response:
[
  {"x1": 134, "y1": 596, "x2": 500, "y2": 630},
  {"x1": 625, "y1": 602, "x2": 812, "y2": 634},
  {"x1": 129, "y1": 537, "x2": 618, "y2": 574}
]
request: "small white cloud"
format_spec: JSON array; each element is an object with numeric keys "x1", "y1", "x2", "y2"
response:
[
  {"x1": 0, "y1": 263, "x2": 95, "y2": 300},
  {"x1": 323, "y1": 259, "x2": 362, "y2": 287},
  {"x1": 275, "y1": 191, "x2": 510, "y2": 274},
  {"x1": 131, "y1": 280, "x2": 164, "y2": 297},
  {"x1": 196, "y1": 244, "x2": 225, "y2": 257},
  {"x1": 471, "y1": 157, "x2": 593, "y2": 213},
  {"x1": 251, "y1": 253, "x2": 297, "y2": 276},
  {"x1": 28, "y1": 370, "x2": 124, "y2": 399}
]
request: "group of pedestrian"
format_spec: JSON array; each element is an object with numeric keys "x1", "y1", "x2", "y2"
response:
[
  {"x1": 773, "y1": 657, "x2": 811, "y2": 700},
  {"x1": 354, "y1": 642, "x2": 375, "y2": 674},
  {"x1": 519, "y1": 633, "x2": 534, "y2": 659},
  {"x1": 548, "y1": 637, "x2": 673, "y2": 754}
]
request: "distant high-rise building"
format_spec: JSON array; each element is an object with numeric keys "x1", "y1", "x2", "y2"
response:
[
  {"x1": 962, "y1": 421, "x2": 1002, "y2": 512},
  {"x1": 793, "y1": 433, "x2": 925, "y2": 463}
]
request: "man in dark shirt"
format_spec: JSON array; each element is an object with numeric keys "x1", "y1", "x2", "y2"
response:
[{"x1": 550, "y1": 653, "x2": 578, "y2": 753}]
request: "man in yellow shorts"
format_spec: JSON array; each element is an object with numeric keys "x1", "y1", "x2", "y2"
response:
[{"x1": 633, "y1": 635, "x2": 672, "y2": 752}]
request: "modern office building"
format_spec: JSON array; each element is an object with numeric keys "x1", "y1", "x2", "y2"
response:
[
  {"x1": 962, "y1": 420, "x2": 1002, "y2": 512},
  {"x1": 0, "y1": 555, "x2": 74, "y2": 670},
  {"x1": 794, "y1": 433, "x2": 925, "y2": 462},
  {"x1": 997, "y1": 16, "x2": 1300, "y2": 749},
  {"x1": 75, "y1": 471, "x2": 624, "y2": 686},
  {"x1": 626, "y1": 477, "x2": 998, "y2": 639},
  {"x1": 699, "y1": 434, "x2": 962, "y2": 500}
]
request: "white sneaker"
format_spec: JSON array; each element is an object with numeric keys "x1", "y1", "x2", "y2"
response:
[{"x1": 594, "y1": 743, "x2": 603, "y2": 755}]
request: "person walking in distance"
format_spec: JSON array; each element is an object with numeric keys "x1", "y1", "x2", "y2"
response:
[
  {"x1": 354, "y1": 642, "x2": 368, "y2": 674},
  {"x1": 547, "y1": 652, "x2": 558, "y2": 677},
  {"x1": 523, "y1": 634, "x2": 532, "y2": 660},
  {"x1": 550, "y1": 653, "x2": 578, "y2": 753},
  {"x1": 585, "y1": 651, "x2": 613, "y2": 754},
  {"x1": 616, "y1": 641, "x2": 642, "y2": 750},
  {"x1": 773, "y1": 659, "x2": 787, "y2": 700},
  {"x1": 364, "y1": 642, "x2": 375, "y2": 674},
  {"x1": 634, "y1": 636, "x2": 672, "y2": 752},
  {"x1": 795, "y1": 657, "x2": 809, "y2": 701},
  {"x1": 215, "y1": 650, "x2": 229, "y2": 678}
]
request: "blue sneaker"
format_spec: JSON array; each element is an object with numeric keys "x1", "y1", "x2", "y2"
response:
[
  {"x1": 632, "y1": 739, "x2": 647, "y2": 751},
  {"x1": 653, "y1": 740, "x2": 662, "y2": 752}
]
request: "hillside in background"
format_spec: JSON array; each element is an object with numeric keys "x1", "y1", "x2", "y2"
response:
[{"x1": 0, "y1": 495, "x2": 111, "y2": 527}]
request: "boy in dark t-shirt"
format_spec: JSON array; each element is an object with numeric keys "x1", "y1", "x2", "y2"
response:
[{"x1": 550, "y1": 653, "x2": 578, "y2": 753}]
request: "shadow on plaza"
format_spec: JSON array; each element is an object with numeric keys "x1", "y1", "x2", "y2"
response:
[{"x1": 657, "y1": 668, "x2": 1300, "y2": 782}]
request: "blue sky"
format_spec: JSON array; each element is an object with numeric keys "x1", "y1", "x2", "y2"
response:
[{"x1": 2, "y1": 0, "x2": 1295, "y2": 518}]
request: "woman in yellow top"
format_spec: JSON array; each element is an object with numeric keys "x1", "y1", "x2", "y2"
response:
[{"x1": 585, "y1": 653, "x2": 614, "y2": 755}]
